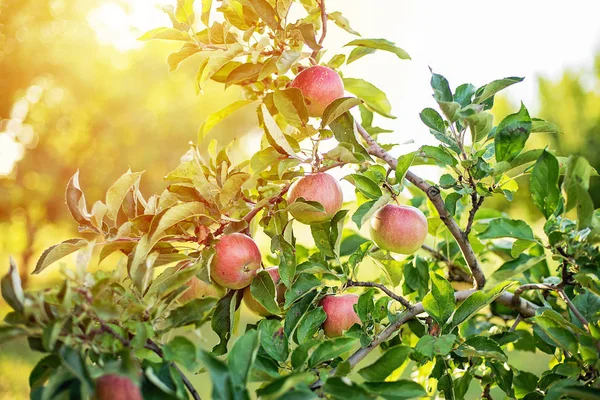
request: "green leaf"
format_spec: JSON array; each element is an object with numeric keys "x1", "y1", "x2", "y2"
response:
[
  {"x1": 42, "y1": 321, "x2": 62, "y2": 352},
  {"x1": 531, "y1": 118, "x2": 562, "y2": 134},
  {"x1": 494, "y1": 103, "x2": 532, "y2": 162},
  {"x1": 488, "y1": 254, "x2": 543, "y2": 286},
  {"x1": 284, "y1": 273, "x2": 321, "y2": 308},
  {"x1": 163, "y1": 336, "x2": 198, "y2": 371},
  {"x1": 105, "y1": 170, "x2": 144, "y2": 221},
  {"x1": 258, "y1": 319, "x2": 289, "y2": 362},
  {"x1": 473, "y1": 77, "x2": 524, "y2": 104},
  {"x1": 329, "y1": 113, "x2": 371, "y2": 160},
  {"x1": 431, "y1": 72, "x2": 452, "y2": 102},
  {"x1": 454, "y1": 83, "x2": 476, "y2": 107},
  {"x1": 296, "y1": 307, "x2": 327, "y2": 343},
  {"x1": 199, "y1": 43, "x2": 244, "y2": 87},
  {"x1": 449, "y1": 282, "x2": 512, "y2": 331},
  {"x1": 478, "y1": 218, "x2": 535, "y2": 240},
  {"x1": 138, "y1": 27, "x2": 191, "y2": 41},
  {"x1": 229, "y1": 329, "x2": 260, "y2": 388},
  {"x1": 344, "y1": 174, "x2": 382, "y2": 199},
  {"x1": 198, "y1": 350, "x2": 234, "y2": 400},
  {"x1": 321, "y1": 97, "x2": 363, "y2": 128},
  {"x1": 273, "y1": 88, "x2": 309, "y2": 128},
  {"x1": 534, "y1": 316, "x2": 578, "y2": 354},
  {"x1": 163, "y1": 297, "x2": 217, "y2": 330},
  {"x1": 530, "y1": 150, "x2": 560, "y2": 219},
  {"x1": 363, "y1": 380, "x2": 427, "y2": 400},
  {"x1": 260, "y1": 104, "x2": 299, "y2": 158},
  {"x1": 198, "y1": 100, "x2": 256, "y2": 142},
  {"x1": 328, "y1": 11, "x2": 360, "y2": 36},
  {"x1": 212, "y1": 290, "x2": 242, "y2": 355},
  {"x1": 257, "y1": 373, "x2": 314, "y2": 400},
  {"x1": 308, "y1": 337, "x2": 357, "y2": 367},
  {"x1": 344, "y1": 38, "x2": 410, "y2": 60},
  {"x1": 455, "y1": 336, "x2": 507, "y2": 361},
  {"x1": 271, "y1": 235, "x2": 296, "y2": 288},
  {"x1": 414, "y1": 334, "x2": 456, "y2": 360},
  {"x1": 347, "y1": 46, "x2": 376, "y2": 64},
  {"x1": 357, "y1": 345, "x2": 411, "y2": 381},
  {"x1": 563, "y1": 155, "x2": 594, "y2": 228},
  {"x1": 352, "y1": 194, "x2": 391, "y2": 229},
  {"x1": 421, "y1": 145, "x2": 457, "y2": 166},
  {"x1": 466, "y1": 111, "x2": 494, "y2": 143},
  {"x1": 276, "y1": 50, "x2": 301, "y2": 74},
  {"x1": 58, "y1": 346, "x2": 93, "y2": 392},
  {"x1": 29, "y1": 354, "x2": 60, "y2": 389},
  {"x1": 423, "y1": 272, "x2": 455, "y2": 327},
  {"x1": 343, "y1": 78, "x2": 395, "y2": 119},
  {"x1": 1, "y1": 257, "x2": 24, "y2": 313},
  {"x1": 323, "y1": 377, "x2": 375, "y2": 400},
  {"x1": 493, "y1": 149, "x2": 545, "y2": 175},
  {"x1": 250, "y1": 270, "x2": 280, "y2": 315},
  {"x1": 0, "y1": 325, "x2": 27, "y2": 345},
  {"x1": 395, "y1": 151, "x2": 417, "y2": 185},
  {"x1": 419, "y1": 108, "x2": 445, "y2": 132},
  {"x1": 249, "y1": 0, "x2": 280, "y2": 31},
  {"x1": 32, "y1": 238, "x2": 88, "y2": 275}
]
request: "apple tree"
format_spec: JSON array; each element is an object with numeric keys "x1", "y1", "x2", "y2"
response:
[{"x1": 2, "y1": 1, "x2": 600, "y2": 399}]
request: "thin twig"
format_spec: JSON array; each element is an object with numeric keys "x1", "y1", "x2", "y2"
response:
[
  {"x1": 557, "y1": 288, "x2": 589, "y2": 330},
  {"x1": 465, "y1": 195, "x2": 484, "y2": 237},
  {"x1": 346, "y1": 280, "x2": 412, "y2": 309},
  {"x1": 311, "y1": 0, "x2": 327, "y2": 60},
  {"x1": 355, "y1": 122, "x2": 486, "y2": 289},
  {"x1": 420, "y1": 244, "x2": 474, "y2": 284},
  {"x1": 509, "y1": 314, "x2": 523, "y2": 332},
  {"x1": 146, "y1": 340, "x2": 201, "y2": 400},
  {"x1": 242, "y1": 184, "x2": 290, "y2": 224}
]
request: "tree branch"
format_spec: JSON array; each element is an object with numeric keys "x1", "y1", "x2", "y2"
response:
[
  {"x1": 242, "y1": 184, "x2": 290, "y2": 224},
  {"x1": 145, "y1": 339, "x2": 201, "y2": 400},
  {"x1": 311, "y1": 289, "x2": 539, "y2": 389},
  {"x1": 557, "y1": 288, "x2": 589, "y2": 330},
  {"x1": 355, "y1": 123, "x2": 486, "y2": 289},
  {"x1": 420, "y1": 244, "x2": 474, "y2": 284},
  {"x1": 465, "y1": 195, "x2": 484, "y2": 237},
  {"x1": 346, "y1": 280, "x2": 412, "y2": 309},
  {"x1": 311, "y1": 0, "x2": 327, "y2": 60}
]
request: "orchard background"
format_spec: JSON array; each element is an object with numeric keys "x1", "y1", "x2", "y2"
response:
[{"x1": 1, "y1": 0, "x2": 600, "y2": 399}]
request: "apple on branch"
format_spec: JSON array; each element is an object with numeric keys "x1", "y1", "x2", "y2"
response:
[
  {"x1": 370, "y1": 204, "x2": 428, "y2": 254},
  {"x1": 287, "y1": 172, "x2": 343, "y2": 224},
  {"x1": 320, "y1": 294, "x2": 361, "y2": 337},
  {"x1": 210, "y1": 233, "x2": 262, "y2": 290},
  {"x1": 95, "y1": 374, "x2": 142, "y2": 400},
  {"x1": 289, "y1": 65, "x2": 345, "y2": 117},
  {"x1": 243, "y1": 266, "x2": 286, "y2": 317}
]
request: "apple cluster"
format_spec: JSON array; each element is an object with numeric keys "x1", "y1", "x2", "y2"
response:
[{"x1": 177, "y1": 66, "x2": 428, "y2": 338}]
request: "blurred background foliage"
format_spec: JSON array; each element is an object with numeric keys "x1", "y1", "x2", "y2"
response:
[{"x1": 0, "y1": 0, "x2": 598, "y2": 399}]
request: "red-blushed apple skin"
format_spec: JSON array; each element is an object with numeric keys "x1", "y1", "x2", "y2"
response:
[
  {"x1": 320, "y1": 294, "x2": 361, "y2": 337},
  {"x1": 287, "y1": 173, "x2": 343, "y2": 224},
  {"x1": 178, "y1": 277, "x2": 219, "y2": 303},
  {"x1": 210, "y1": 233, "x2": 262, "y2": 289},
  {"x1": 243, "y1": 267, "x2": 286, "y2": 316},
  {"x1": 370, "y1": 204, "x2": 428, "y2": 254},
  {"x1": 289, "y1": 65, "x2": 345, "y2": 117},
  {"x1": 95, "y1": 374, "x2": 142, "y2": 400}
]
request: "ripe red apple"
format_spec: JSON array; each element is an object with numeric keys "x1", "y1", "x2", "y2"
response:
[
  {"x1": 370, "y1": 204, "x2": 428, "y2": 254},
  {"x1": 320, "y1": 294, "x2": 361, "y2": 337},
  {"x1": 95, "y1": 374, "x2": 142, "y2": 400},
  {"x1": 210, "y1": 233, "x2": 262, "y2": 289},
  {"x1": 287, "y1": 172, "x2": 343, "y2": 224},
  {"x1": 289, "y1": 65, "x2": 345, "y2": 117},
  {"x1": 243, "y1": 267, "x2": 286, "y2": 316}
]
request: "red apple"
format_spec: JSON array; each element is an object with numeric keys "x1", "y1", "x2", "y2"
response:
[
  {"x1": 370, "y1": 204, "x2": 428, "y2": 254},
  {"x1": 289, "y1": 65, "x2": 345, "y2": 117},
  {"x1": 287, "y1": 172, "x2": 343, "y2": 224},
  {"x1": 210, "y1": 233, "x2": 262, "y2": 289},
  {"x1": 95, "y1": 374, "x2": 142, "y2": 400},
  {"x1": 320, "y1": 294, "x2": 361, "y2": 337},
  {"x1": 243, "y1": 267, "x2": 286, "y2": 316}
]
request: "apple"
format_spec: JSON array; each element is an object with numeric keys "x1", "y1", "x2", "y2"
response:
[
  {"x1": 289, "y1": 65, "x2": 345, "y2": 117},
  {"x1": 95, "y1": 374, "x2": 142, "y2": 400},
  {"x1": 243, "y1": 267, "x2": 286, "y2": 316},
  {"x1": 320, "y1": 294, "x2": 361, "y2": 337},
  {"x1": 287, "y1": 172, "x2": 343, "y2": 224},
  {"x1": 370, "y1": 204, "x2": 428, "y2": 254},
  {"x1": 210, "y1": 233, "x2": 262, "y2": 289}
]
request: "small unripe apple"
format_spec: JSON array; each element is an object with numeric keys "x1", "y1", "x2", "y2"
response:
[
  {"x1": 287, "y1": 173, "x2": 343, "y2": 224},
  {"x1": 243, "y1": 267, "x2": 286, "y2": 316},
  {"x1": 289, "y1": 65, "x2": 345, "y2": 117},
  {"x1": 370, "y1": 204, "x2": 428, "y2": 254},
  {"x1": 210, "y1": 233, "x2": 262, "y2": 289},
  {"x1": 95, "y1": 374, "x2": 142, "y2": 400},
  {"x1": 320, "y1": 294, "x2": 361, "y2": 337}
]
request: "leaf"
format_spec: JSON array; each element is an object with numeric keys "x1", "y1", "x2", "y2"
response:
[
  {"x1": 449, "y1": 282, "x2": 512, "y2": 331},
  {"x1": 197, "y1": 350, "x2": 234, "y2": 400},
  {"x1": 344, "y1": 174, "x2": 382, "y2": 199},
  {"x1": 219, "y1": 172, "x2": 250, "y2": 206},
  {"x1": 421, "y1": 145, "x2": 457, "y2": 166},
  {"x1": 455, "y1": 336, "x2": 507, "y2": 361},
  {"x1": 531, "y1": 118, "x2": 562, "y2": 134},
  {"x1": 249, "y1": 0, "x2": 280, "y2": 31},
  {"x1": 257, "y1": 373, "x2": 314, "y2": 400},
  {"x1": 343, "y1": 78, "x2": 395, "y2": 119},
  {"x1": 323, "y1": 377, "x2": 375, "y2": 400},
  {"x1": 163, "y1": 336, "x2": 198, "y2": 371},
  {"x1": 250, "y1": 270, "x2": 280, "y2": 315},
  {"x1": 175, "y1": 0, "x2": 195, "y2": 24},
  {"x1": 534, "y1": 316, "x2": 578, "y2": 354},
  {"x1": 296, "y1": 23, "x2": 321, "y2": 51},
  {"x1": 229, "y1": 329, "x2": 260, "y2": 388},
  {"x1": 530, "y1": 150, "x2": 560, "y2": 219},
  {"x1": 329, "y1": 113, "x2": 371, "y2": 160},
  {"x1": 201, "y1": 0, "x2": 212, "y2": 25},
  {"x1": 363, "y1": 380, "x2": 426, "y2": 400},
  {"x1": 105, "y1": 170, "x2": 144, "y2": 221},
  {"x1": 148, "y1": 202, "x2": 206, "y2": 243},
  {"x1": 344, "y1": 38, "x2": 410, "y2": 60},
  {"x1": 488, "y1": 255, "x2": 545, "y2": 287},
  {"x1": 466, "y1": 111, "x2": 494, "y2": 143},
  {"x1": 284, "y1": 273, "x2": 321, "y2": 308},
  {"x1": 32, "y1": 239, "x2": 88, "y2": 275},
  {"x1": 478, "y1": 218, "x2": 535, "y2": 240},
  {"x1": 414, "y1": 334, "x2": 456, "y2": 360},
  {"x1": 276, "y1": 50, "x2": 301, "y2": 75},
  {"x1": 328, "y1": 11, "x2": 360, "y2": 36},
  {"x1": 423, "y1": 272, "x2": 455, "y2": 327},
  {"x1": 347, "y1": 47, "x2": 376, "y2": 64},
  {"x1": 431, "y1": 72, "x2": 452, "y2": 102},
  {"x1": 199, "y1": 43, "x2": 244, "y2": 87},
  {"x1": 65, "y1": 170, "x2": 97, "y2": 231},
  {"x1": 270, "y1": 235, "x2": 296, "y2": 288},
  {"x1": 260, "y1": 104, "x2": 298, "y2": 158},
  {"x1": 168, "y1": 43, "x2": 202, "y2": 71},
  {"x1": 473, "y1": 76, "x2": 524, "y2": 104},
  {"x1": 308, "y1": 337, "x2": 357, "y2": 368},
  {"x1": 1, "y1": 257, "x2": 24, "y2": 313},
  {"x1": 419, "y1": 108, "x2": 445, "y2": 132},
  {"x1": 58, "y1": 346, "x2": 93, "y2": 392},
  {"x1": 296, "y1": 307, "x2": 327, "y2": 343},
  {"x1": 357, "y1": 345, "x2": 411, "y2": 381},
  {"x1": 258, "y1": 319, "x2": 289, "y2": 362},
  {"x1": 212, "y1": 290, "x2": 242, "y2": 355},
  {"x1": 395, "y1": 151, "x2": 417, "y2": 185},
  {"x1": 563, "y1": 155, "x2": 594, "y2": 228},
  {"x1": 273, "y1": 88, "x2": 309, "y2": 128},
  {"x1": 352, "y1": 194, "x2": 390, "y2": 229},
  {"x1": 163, "y1": 297, "x2": 217, "y2": 330},
  {"x1": 225, "y1": 63, "x2": 264, "y2": 87},
  {"x1": 138, "y1": 27, "x2": 190, "y2": 41},
  {"x1": 494, "y1": 103, "x2": 532, "y2": 162},
  {"x1": 321, "y1": 97, "x2": 363, "y2": 128}
]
